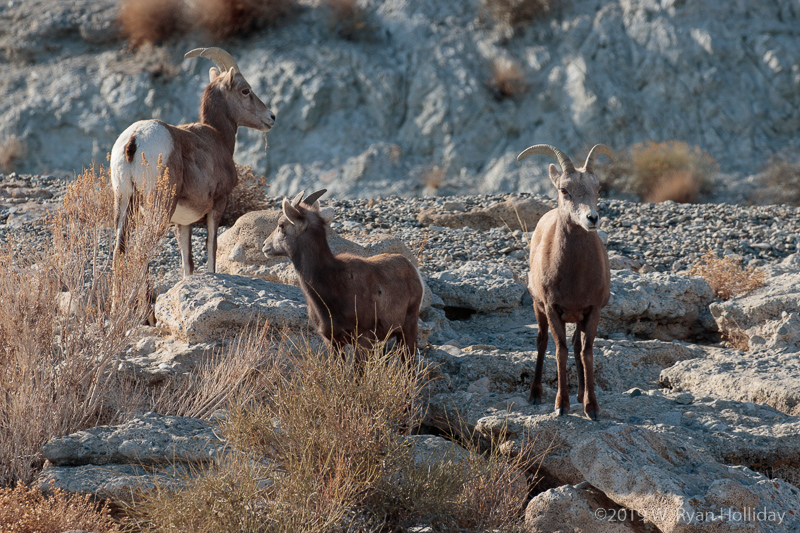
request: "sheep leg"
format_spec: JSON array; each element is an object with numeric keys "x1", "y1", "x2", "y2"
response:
[
  {"x1": 529, "y1": 301, "x2": 548, "y2": 405},
  {"x1": 580, "y1": 308, "x2": 601, "y2": 421},
  {"x1": 400, "y1": 313, "x2": 419, "y2": 372},
  {"x1": 546, "y1": 309, "x2": 570, "y2": 415},
  {"x1": 112, "y1": 192, "x2": 131, "y2": 268},
  {"x1": 175, "y1": 224, "x2": 194, "y2": 277},
  {"x1": 206, "y1": 202, "x2": 225, "y2": 274},
  {"x1": 573, "y1": 324, "x2": 585, "y2": 404}
]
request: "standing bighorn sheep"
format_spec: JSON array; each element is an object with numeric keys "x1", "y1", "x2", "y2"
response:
[
  {"x1": 110, "y1": 47, "x2": 275, "y2": 277},
  {"x1": 518, "y1": 144, "x2": 612, "y2": 420},
  {"x1": 263, "y1": 190, "x2": 423, "y2": 366}
]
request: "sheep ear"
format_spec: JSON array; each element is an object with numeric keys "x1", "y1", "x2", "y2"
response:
[
  {"x1": 319, "y1": 206, "x2": 335, "y2": 224},
  {"x1": 221, "y1": 67, "x2": 237, "y2": 90},
  {"x1": 208, "y1": 67, "x2": 220, "y2": 83},
  {"x1": 282, "y1": 198, "x2": 304, "y2": 227},
  {"x1": 548, "y1": 163, "x2": 561, "y2": 188}
]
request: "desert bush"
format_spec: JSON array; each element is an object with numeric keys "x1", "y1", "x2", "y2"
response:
[
  {"x1": 627, "y1": 140, "x2": 717, "y2": 203},
  {"x1": 723, "y1": 327, "x2": 751, "y2": 352},
  {"x1": 192, "y1": 0, "x2": 297, "y2": 39},
  {"x1": 480, "y1": 0, "x2": 553, "y2": 29},
  {"x1": 488, "y1": 57, "x2": 528, "y2": 100},
  {"x1": 0, "y1": 134, "x2": 25, "y2": 173},
  {"x1": 118, "y1": 0, "x2": 187, "y2": 48},
  {"x1": 0, "y1": 484, "x2": 120, "y2": 533},
  {"x1": 126, "y1": 340, "x2": 530, "y2": 531},
  {"x1": 753, "y1": 155, "x2": 800, "y2": 205},
  {"x1": 325, "y1": 0, "x2": 368, "y2": 40},
  {"x1": 688, "y1": 250, "x2": 766, "y2": 300},
  {"x1": 421, "y1": 165, "x2": 445, "y2": 193},
  {"x1": 0, "y1": 164, "x2": 172, "y2": 486},
  {"x1": 220, "y1": 164, "x2": 270, "y2": 227}
]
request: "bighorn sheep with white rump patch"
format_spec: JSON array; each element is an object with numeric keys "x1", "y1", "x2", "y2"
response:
[
  {"x1": 262, "y1": 190, "x2": 423, "y2": 367},
  {"x1": 518, "y1": 144, "x2": 612, "y2": 420},
  {"x1": 110, "y1": 47, "x2": 275, "y2": 277}
]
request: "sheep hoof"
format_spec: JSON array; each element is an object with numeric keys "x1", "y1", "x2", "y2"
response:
[
  {"x1": 530, "y1": 397, "x2": 542, "y2": 405},
  {"x1": 556, "y1": 407, "x2": 569, "y2": 416},
  {"x1": 586, "y1": 410, "x2": 599, "y2": 421}
]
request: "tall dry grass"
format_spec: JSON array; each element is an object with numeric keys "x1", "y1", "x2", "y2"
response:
[
  {"x1": 125, "y1": 341, "x2": 532, "y2": 532},
  {"x1": 0, "y1": 163, "x2": 172, "y2": 486}
]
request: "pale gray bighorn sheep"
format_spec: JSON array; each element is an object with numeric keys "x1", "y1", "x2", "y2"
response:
[
  {"x1": 110, "y1": 47, "x2": 275, "y2": 277},
  {"x1": 518, "y1": 144, "x2": 612, "y2": 420},
  {"x1": 263, "y1": 190, "x2": 424, "y2": 367}
]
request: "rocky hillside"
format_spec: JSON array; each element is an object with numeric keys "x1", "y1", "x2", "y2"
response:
[{"x1": 1, "y1": 0, "x2": 800, "y2": 199}]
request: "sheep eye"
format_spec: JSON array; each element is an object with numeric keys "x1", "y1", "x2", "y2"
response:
[
  {"x1": 559, "y1": 188, "x2": 570, "y2": 196},
  {"x1": 242, "y1": 88, "x2": 251, "y2": 96}
]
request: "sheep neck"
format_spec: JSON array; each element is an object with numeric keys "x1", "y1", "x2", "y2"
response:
[
  {"x1": 199, "y1": 88, "x2": 237, "y2": 155},
  {"x1": 290, "y1": 226, "x2": 339, "y2": 294}
]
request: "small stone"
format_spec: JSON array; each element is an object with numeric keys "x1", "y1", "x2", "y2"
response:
[{"x1": 674, "y1": 392, "x2": 694, "y2": 405}]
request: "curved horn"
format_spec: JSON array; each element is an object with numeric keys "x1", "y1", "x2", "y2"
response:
[
  {"x1": 184, "y1": 47, "x2": 240, "y2": 74},
  {"x1": 583, "y1": 144, "x2": 613, "y2": 174},
  {"x1": 517, "y1": 144, "x2": 575, "y2": 174},
  {"x1": 291, "y1": 190, "x2": 305, "y2": 207},
  {"x1": 302, "y1": 189, "x2": 327, "y2": 207}
]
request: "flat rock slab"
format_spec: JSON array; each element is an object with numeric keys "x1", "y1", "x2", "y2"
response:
[
  {"x1": 425, "y1": 389, "x2": 800, "y2": 488},
  {"x1": 38, "y1": 463, "x2": 189, "y2": 501},
  {"x1": 526, "y1": 484, "x2": 644, "y2": 532},
  {"x1": 426, "y1": 261, "x2": 526, "y2": 313},
  {"x1": 601, "y1": 270, "x2": 716, "y2": 341},
  {"x1": 41, "y1": 412, "x2": 225, "y2": 467},
  {"x1": 155, "y1": 273, "x2": 309, "y2": 343},
  {"x1": 660, "y1": 347, "x2": 800, "y2": 416}
]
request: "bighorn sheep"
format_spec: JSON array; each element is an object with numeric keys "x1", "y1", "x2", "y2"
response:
[
  {"x1": 518, "y1": 144, "x2": 612, "y2": 420},
  {"x1": 262, "y1": 190, "x2": 423, "y2": 366},
  {"x1": 110, "y1": 47, "x2": 275, "y2": 277}
]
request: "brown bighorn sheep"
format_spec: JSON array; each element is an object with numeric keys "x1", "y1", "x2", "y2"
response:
[
  {"x1": 262, "y1": 190, "x2": 423, "y2": 366},
  {"x1": 110, "y1": 47, "x2": 275, "y2": 277},
  {"x1": 518, "y1": 144, "x2": 612, "y2": 420}
]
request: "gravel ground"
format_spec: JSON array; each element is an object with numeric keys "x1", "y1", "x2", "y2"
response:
[{"x1": 3, "y1": 173, "x2": 800, "y2": 284}]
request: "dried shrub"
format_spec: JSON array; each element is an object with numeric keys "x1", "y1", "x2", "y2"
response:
[
  {"x1": 488, "y1": 57, "x2": 528, "y2": 100},
  {"x1": 0, "y1": 164, "x2": 172, "y2": 486},
  {"x1": 480, "y1": 0, "x2": 553, "y2": 28},
  {"x1": 754, "y1": 155, "x2": 800, "y2": 205},
  {"x1": 0, "y1": 484, "x2": 120, "y2": 533},
  {"x1": 0, "y1": 134, "x2": 25, "y2": 173},
  {"x1": 421, "y1": 165, "x2": 445, "y2": 193},
  {"x1": 220, "y1": 164, "x2": 270, "y2": 227},
  {"x1": 118, "y1": 0, "x2": 187, "y2": 48},
  {"x1": 723, "y1": 327, "x2": 751, "y2": 352},
  {"x1": 630, "y1": 140, "x2": 717, "y2": 203},
  {"x1": 193, "y1": 0, "x2": 297, "y2": 40},
  {"x1": 326, "y1": 0, "x2": 368, "y2": 40},
  {"x1": 688, "y1": 250, "x2": 766, "y2": 300},
  {"x1": 126, "y1": 340, "x2": 530, "y2": 531}
]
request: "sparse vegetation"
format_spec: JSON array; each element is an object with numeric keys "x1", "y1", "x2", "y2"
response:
[
  {"x1": 0, "y1": 134, "x2": 25, "y2": 173},
  {"x1": 220, "y1": 164, "x2": 270, "y2": 226},
  {"x1": 689, "y1": 249, "x2": 766, "y2": 300},
  {"x1": 118, "y1": 0, "x2": 297, "y2": 47},
  {"x1": 0, "y1": 484, "x2": 120, "y2": 533},
  {"x1": 125, "y1": 343, "x2": 531, "y2": 532},
  {"x1": 421, "y1": 165, "x2": 445, "y2": 193},
  {"x1": 753, "y1": 155, "x2": 800, "y2": 206},
  {"x1": 480, "y1": 0, "x2": 553, "y2": 29},
  {"x1": 326, "y1": 0, "x2": 368, "y2": 40},
  {"x1": 723, "y1": 327, "x2": 751, "y2": 352},
  {"x1": 601, "y1": 140, "x2": 717, "y2": 203},
  {"x1": 488, "y1": 57, "x2": 528, "y2": 100}
]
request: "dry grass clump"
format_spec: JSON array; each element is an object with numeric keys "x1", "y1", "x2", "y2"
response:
[
  {"x1": 126, "y1": 342, "x2": 530, "y2": 531},
  {"x1": 689, "y1": 250, "x2": 766, "y2": 300},
  {"x1": 118, "y1": 0, "x2": 188, "y2": 48},
  {"x1": 629, "y1": 140, "x2": 717, "y2": 203},
  {"x1": 723, "y1": 327, "x2": 751, "y2": 352},
  {"x1": 488, "y1": 57, "x2": 528, "y2": 100},
  {"x1": 0, "y1": 134, "x2": 25, "y2": 173},
  {"x1": 753, "y1": 155, "x2": 800, "y2": 205},
  {"x1": 421, "y1": 165, "x2": 445, "y2": 193},
  {"x1": 220, "y1": 164, "x2": 270, "y2": 227},
  {"x1": 119, "y1": 0, "x2": 296, "y2": 46},
  {"x1": 325, "y1": 0, "x2": 368, "y2": 40},
  {"x1": 0, "y1": 484, "x2": 120, "y2": 533},
  {"x1": 480, "y1": 0, "x2": 553, "y2": 29},
  {"x1": 0, "y1": 163, "x2": 172, "y2": 486}
]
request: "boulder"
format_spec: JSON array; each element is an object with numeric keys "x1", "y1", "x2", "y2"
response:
[
  {"x1": 417, "y1": 196, "x2": 552, "y2": 232},
  {"x1": 526, "y1": 483, "x2": 643, "y2": 532},
  {"x1": 426, "y1": 261, "x2": 526, "y2": 313},
  {"x1": 660, "y1": 346, "x2": 800, "y2": 416},
  {"x1": 41, "y1": 412, "x2": 224, "y2": 467},
  {"x1": 601, "y1": 270, "x2": 716, "y2": 341},
  {"x1": 155, "y1": 273, "x2": 309, "y2": 343},
  {"x1": 39, "y1": 463, "x2": 189, "y2": 501}
]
